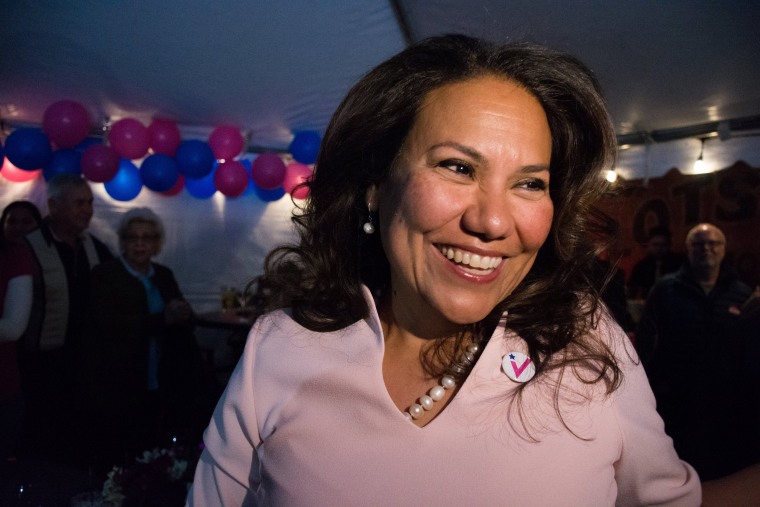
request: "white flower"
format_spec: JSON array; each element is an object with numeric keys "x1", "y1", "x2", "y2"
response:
[
  {"x1": 169, "y1": 459, "x2": 188, "y2": 481},
  {"x1": 101, "y1": 466, "x2": 126, "y2": 506}
]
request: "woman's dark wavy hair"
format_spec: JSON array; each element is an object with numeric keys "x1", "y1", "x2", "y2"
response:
[{"x1": 265, "y1": 34, "x2": 621, "y2": 393}]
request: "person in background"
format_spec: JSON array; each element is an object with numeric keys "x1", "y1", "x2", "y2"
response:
[
  {"x1": 1, "y1": 200, "x2": 43, "y2": 244},
  {"x1": 19, "y1": 174, "x2": 113, "y2": 464},
  {"x1": 0, "y1": 201, "x2": 39, "y2": 464},
  {"x1": 188, "y1": 35, "x2": 701, "y2": 506},
  {"x1": 637, "y1": 223, "x2": 757, "y2": 483},
  {"x1": 627, "y1": 226, "x2": 685, "y2": 300},
  {"x1": 79, "y1": 207, "x2": 206, "y2": 472}
]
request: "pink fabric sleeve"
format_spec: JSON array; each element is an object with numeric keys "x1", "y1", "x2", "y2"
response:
[
  {"x1": 609, "y1": 324, "x2": 702, "y2": 506},
  {"x1": 186, "y1": 321, "x2": 263, "y2": 506}
]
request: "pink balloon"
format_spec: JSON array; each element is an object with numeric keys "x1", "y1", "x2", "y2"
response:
[
  {"x1": 250, "y1": 153, "x2": 286, "y2": 190},
  {"x1": 109, "y1": 118, "x2": 149, "y2": 159},
  {"x1": 208, "y1": 125, "x2": 244, "y2": 160},
  {"x1": 214, "y1": 160, "x2": 249, "y2": 198},
  {"x1": 1, "y1": 158, "x2": 41, "y2": 182},
  {"x1": 81, "y1": 144, "x2": 119, "y2": 182},
  {"x1": 42, "y1": 100, "x2": 91, "y2": 148},
  {"x1": 148, "y1": 118, "x2": 181, "y2": 156},
  {"x1": 283, "y1": 162, "x2": 313, "y2": 200},
  {"x1": 160, "y1": 173, "x2": 186, "y2": 196}
]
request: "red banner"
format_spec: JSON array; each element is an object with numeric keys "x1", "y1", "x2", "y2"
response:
[{"x1": 601, "y1": 161, "x2": 760, "y2": 288}]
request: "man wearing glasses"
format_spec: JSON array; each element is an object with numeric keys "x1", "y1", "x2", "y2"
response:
[{"x1": 636, "y1": 223, "x2": 756, "y2": 483}]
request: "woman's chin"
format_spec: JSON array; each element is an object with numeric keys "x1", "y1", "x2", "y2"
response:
[{"x1": 435, "y1": 303, "x2": 498, "y2": 328}]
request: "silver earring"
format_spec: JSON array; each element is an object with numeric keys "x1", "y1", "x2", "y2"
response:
[{"x1": 363, "y1": 204, "x2": 375, "y2": 234}]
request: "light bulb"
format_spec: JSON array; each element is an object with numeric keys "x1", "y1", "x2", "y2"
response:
[{"x1": 691, "y1": 138, "x2": 709, "y2": 174}]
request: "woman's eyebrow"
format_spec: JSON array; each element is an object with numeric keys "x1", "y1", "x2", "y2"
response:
[{"x1": 428, "y1": 141, "x2": 484, "y2": 163}]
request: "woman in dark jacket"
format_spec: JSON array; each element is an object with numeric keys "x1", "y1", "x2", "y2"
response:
[{"x1": 79, "y1": 207, "x2": 205, "y2": 470}]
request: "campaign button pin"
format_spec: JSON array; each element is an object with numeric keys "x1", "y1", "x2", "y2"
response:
[{"x1": 502, "y1": 352, "x2": 535, "y2": 383}]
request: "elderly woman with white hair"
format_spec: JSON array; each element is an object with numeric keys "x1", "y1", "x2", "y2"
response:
[{"x1": 78, "y1": 207, "x2": 205, "y2": 471}]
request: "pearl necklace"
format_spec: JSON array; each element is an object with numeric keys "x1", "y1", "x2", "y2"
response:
[{"x1": 404, "y1": 342, "x2": 480, "y2": 421}]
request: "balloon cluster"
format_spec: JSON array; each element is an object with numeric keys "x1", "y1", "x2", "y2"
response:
[{"x1": 0, "y1": 100, "x2": 318, "y2": 203}]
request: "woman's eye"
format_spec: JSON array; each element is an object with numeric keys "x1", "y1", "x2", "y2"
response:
[
  {"x1": 519, "y1": 178, "x2": 548, "y2": 191},
  {"x1": 439, "y1": 159, "x2": 473, "y2": 176}
]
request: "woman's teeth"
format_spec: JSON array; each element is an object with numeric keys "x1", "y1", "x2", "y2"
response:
[{"x1": 439, "y1": 246, "x2": 503, "y2": 270}]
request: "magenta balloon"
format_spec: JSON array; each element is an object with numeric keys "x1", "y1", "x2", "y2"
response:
[
  {"x1": 208, "y1": 125, "x2": 244, "y2": 160},
  {"x1": 109, "y1": 118, "x2": 149, "y2": 159},
  {"x1": 81, "y1": 144, "x2": 119, "y2": 183},
  {"x1": 214, "y1": 160, "x2": 249, "y2": 198},
  {"x1": 148, "y1": 118, "x2": 181, "y2": 156},
  {"x1": 283, "y1": 162, "x2": 313, "y2": 200},
  {"x1": 250, "y1": 153, "x2": 286, "y2": 190},
  {"x1": 43, "y1": 100, "x2": 91, "y2": 148}
]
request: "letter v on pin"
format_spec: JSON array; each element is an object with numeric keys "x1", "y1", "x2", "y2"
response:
[{"x1": 502, "y1": 352, "x2": 535, "y2": 382}]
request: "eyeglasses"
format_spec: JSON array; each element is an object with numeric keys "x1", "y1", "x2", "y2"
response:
[
  {"x1": 124, "y1": 234, "x2": 159, "y2": 243},
  {"x1": 689, "y1": 240, "x2": 724, "y2": 249}
]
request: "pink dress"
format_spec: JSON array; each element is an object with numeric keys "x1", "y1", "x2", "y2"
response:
[{"x1": 188, "y1": 287, "x2": 700, "y2": 506}]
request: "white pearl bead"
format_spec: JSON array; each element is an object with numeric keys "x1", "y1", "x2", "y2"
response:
[
  {"x1": 363, "y1": 222, "x2": 375, "y2": 234},
  {"x1": 402, "y1": 347, "x2": 474, "y2": 419},
  {"x1": 408, "y1": 403, "x2": 424, "y2": 419},
  {"x1": 429, "y1": 385, "x2": 445, "y2": 401}
]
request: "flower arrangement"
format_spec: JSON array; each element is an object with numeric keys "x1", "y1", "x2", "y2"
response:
[{"x1": 101, "y1": 444, "x2": 199, "y2": 507}]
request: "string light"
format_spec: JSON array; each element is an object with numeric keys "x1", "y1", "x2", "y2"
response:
[{"x1": 692, "y1": 138, "x2": 708, "y2": 174}]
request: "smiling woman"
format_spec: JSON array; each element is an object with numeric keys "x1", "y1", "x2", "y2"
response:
[{"x1": 187, "y1": 35, "x2": 702, "y2": 506}]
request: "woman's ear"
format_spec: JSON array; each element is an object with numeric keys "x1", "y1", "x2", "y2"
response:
[{"x1": 365, "y1": 185, "x2": 378, "y2": 211}]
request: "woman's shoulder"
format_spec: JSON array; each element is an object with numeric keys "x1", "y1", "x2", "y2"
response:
[
  {"x1": 244, "y1": 304, "x2": 383, "y2": 370},
  {"x1": 149, "y1": 262, "x2": 176, "y2": 278},
  {"x1": 534, "y1": 308, "x2": 638, "y2": 402},
  {"x1": 1, "y1": 241, "x2": 36, "y2": 276}
]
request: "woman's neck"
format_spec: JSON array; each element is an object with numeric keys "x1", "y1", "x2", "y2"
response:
[{"x1": 379, "y1": 289, "x2": 463, "y2": 343}]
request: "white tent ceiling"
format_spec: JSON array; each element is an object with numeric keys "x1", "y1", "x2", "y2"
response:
[{"x1": 2, "y1": 1, "x2": 760, "y2": 159}]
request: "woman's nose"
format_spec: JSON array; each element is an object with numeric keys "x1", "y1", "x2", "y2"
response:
[{"x1": 461, "y1": 189, "x2": 514, "y2": 240}]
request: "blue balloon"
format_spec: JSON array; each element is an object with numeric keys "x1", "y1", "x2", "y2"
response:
[
  {"x1": 0, "y1": 142, "x2": 4, "y2": 161},
  {"x1": 252, "y1": 182, "x2": 285, "y2": 202},
  {"x1": 75, "y1": 137, "x2": 102, "y2": 153},
  {"x1": 4, "y1": 128, "x2": 53, "y2": 170},
  {"x1": 140, "y1": 153, "x2": 179, "y2": 192},
  {"x1": 175, "y1": 139, "x2": 215, "y2": 178},
  {"x1": 105, "y1": 159, "x2": 143, "y2": 201},
  {"x1": 43, "y1": 149, "x2": 82, "y2": 181},
  {"x1": 239, "y1": 158, "x2": 256, "y2": 195},
  {"x1": 289, "y1": 131, "x2": 321, "y2": 165},
  {"x1": 185, "y1": 163, "x2": 217, "y2": 199}
]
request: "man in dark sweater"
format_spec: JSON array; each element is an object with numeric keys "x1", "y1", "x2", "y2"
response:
[{"x1": 637, "y1": 223, "x2": 756, "y2": 481}]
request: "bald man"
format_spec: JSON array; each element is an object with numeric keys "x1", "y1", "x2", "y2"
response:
[{"x1": 636, "y1": 223, "x2": 755, "y2": 481}]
